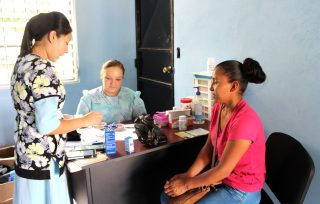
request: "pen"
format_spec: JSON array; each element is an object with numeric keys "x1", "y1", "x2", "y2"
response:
[{"x1": 92, "y1": 142, "x2": 104, "y2": 145}]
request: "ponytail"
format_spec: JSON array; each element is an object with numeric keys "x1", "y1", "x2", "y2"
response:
[
  {"x1": 19, "y1": 11, "x2": 72, "y2": 57},
  {"x1": 19, "y1": 21, "x2": 33, "y2": 57}
]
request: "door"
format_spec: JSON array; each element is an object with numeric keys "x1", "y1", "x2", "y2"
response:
[{"x1": 135, "y1": 0, "x2": 174, "y2": 114}]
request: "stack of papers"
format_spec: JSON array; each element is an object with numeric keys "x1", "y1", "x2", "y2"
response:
[
  {"x1": 77, "y1": 127, "x2": 104, "y2": 144},
  {"x1": 66, "y1": 149, "x2": 97, "y2": 160},
  {"x1": 76, "y1": 124, "x2": 138, "y2": 143}
]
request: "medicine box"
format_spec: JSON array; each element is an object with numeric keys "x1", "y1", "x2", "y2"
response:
[
  {"x1": 105, "y1": 130, "x2": 116, "y2": 155},
  {"x1": 166, "y1": 109, "x2": 192, "y2": 129},
  {"x1": 125, "y1": 136, "x2": 134, "y2": 153}
]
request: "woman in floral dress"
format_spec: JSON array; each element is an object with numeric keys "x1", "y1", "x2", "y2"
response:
[{"x1": 10, "y1": 12, "x2": 102, "y2": 204}]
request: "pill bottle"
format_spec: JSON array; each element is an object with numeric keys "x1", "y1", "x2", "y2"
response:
[
  {"x1": 180, "y1": 98, "x2": 192, "y2": 110},
  {"x1": 179, "y1": 115, "x2": 187, "y2": 131}
]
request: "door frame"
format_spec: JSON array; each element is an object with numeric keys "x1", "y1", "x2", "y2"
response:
[{"x1": 135, "y1": 0, "x2": 175, "y2": 113}]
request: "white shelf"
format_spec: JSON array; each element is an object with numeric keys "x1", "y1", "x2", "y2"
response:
[{"x1": 193, "y1": 71, "x2": 214, "y2": 120}]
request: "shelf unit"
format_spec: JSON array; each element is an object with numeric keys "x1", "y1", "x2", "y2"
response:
[{"x1": 193, "y1": 71, "x2": 215, "y2": 120}]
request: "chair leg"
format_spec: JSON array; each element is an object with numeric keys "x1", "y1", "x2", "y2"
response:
[{"x1": 260, "y1": 189, "x2": 274, "y2": 204}]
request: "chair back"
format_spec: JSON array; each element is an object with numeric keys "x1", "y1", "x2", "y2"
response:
[{"x1": 261, "y1": 132, "x2": 315, "y2": 204}]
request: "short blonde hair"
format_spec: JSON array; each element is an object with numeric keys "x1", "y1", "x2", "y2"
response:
[{"x1": 100, "y1": 59, "x2": 125, "y2": 78}]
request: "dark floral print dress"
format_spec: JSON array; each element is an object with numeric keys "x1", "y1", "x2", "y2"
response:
[{"x1": 10, "y1": 54, "x2": 67, "y2": 180}]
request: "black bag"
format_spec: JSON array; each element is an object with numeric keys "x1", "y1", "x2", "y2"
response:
[{"x1": 134, "y1": 114, "x2": 167, "y2": 146}]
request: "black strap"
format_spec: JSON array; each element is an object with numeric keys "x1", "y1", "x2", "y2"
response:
[{"x1": 211, "y1": 104, "x2": 222, "y2": 168}]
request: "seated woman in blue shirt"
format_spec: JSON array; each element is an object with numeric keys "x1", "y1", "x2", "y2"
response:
[{"x1": 76, "y1": 59, "x2": 147, "y2": 123}]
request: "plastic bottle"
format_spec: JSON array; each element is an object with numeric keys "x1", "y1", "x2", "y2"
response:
[
  {"x1": 179, "y1": 115, "x2": 187, "y2": 131},
  {"x1": 180, "y1": 98, "x2": 192, "y2": 110},
  {"x1": 193, "y1": 87, "x2": 204, "y2": 124},
  {"x1": 207, "y1": 57, "x2": 216, "y2": 73}
]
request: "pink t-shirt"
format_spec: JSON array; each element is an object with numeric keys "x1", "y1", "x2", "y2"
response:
[{"x1": 210, "y1": 99, "x2": 266, "y2": 192}]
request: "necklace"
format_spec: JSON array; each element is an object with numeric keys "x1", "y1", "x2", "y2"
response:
[{"x1": 219, "y1": 106, "x2": 233, "y2": 132}]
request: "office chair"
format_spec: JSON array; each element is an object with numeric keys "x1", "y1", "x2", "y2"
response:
[{"x1": 260, "y1": 132, "x2": 315, "y2": 204}]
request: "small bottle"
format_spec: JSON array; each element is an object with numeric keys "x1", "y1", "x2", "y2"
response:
[
  {"x1": 193, "y1": 87, "x2": 204, "y2": 124},
  {"x1": 179, "y1": 115, "x2": 187, "y2": 131},
  {"x1": 207, "y1": 57, "x2": 216, "y2": 73}
]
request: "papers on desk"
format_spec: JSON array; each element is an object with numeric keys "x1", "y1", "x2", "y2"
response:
[
  {"x1": 77, "y1": 127, "x2": 104, "y2": 144},
  {"x1": 76, "y1": 124, "x2": 138, "y2": 143},
  {"x1": 115, "y1": 124, "x2": 138, "y2": 140},
  {"x1": 66, "y1": 149, "x2": 97, "y2": 160},
  {"x1": 66, "y1": 124, "x2": 138, "y2": 162},
  {"x1": 175, "y1": 128, "x2": 209, "y2": 139}
]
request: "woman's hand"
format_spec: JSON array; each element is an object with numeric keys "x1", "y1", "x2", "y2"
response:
[
  {"x1": 169, "y1": 172, "x2": 189, "y2": 181},
  {"x1": 81, "y1": 112, "x2": 103, "y2": 127},
  {"x1": 164, "y1": 173, "x2": 190, "y2": 197},
  {"x1": 63, "y1": 114, "x2": 74, "y2": 120}
]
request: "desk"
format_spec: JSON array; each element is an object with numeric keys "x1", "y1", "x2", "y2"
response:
[{"x1": 67, "y1": 121, "x2": 210, "y2": 204}]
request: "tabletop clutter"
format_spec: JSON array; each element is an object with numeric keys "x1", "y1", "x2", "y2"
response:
[
  {"x1": 66, "y1": 88, "x2": 207, "y2": 160},
  {"x1": 153, "y1": 87, "x2": 205, "y2": 130}
]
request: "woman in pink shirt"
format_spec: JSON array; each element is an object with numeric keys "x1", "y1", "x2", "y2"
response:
[{"x1": 162, "y1": 58, "x2": 266, "y2": 204}]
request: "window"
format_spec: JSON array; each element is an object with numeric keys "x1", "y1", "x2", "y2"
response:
[{"x1": 0, "y1": 0, "x2": 79, "y2": 89}]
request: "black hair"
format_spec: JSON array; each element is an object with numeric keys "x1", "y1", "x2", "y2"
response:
[
  {"x1": 19, "y1": 11, "x2": 72, "y2": 57},
  {"x1": 101, "y1": 59, "x2": 125, "y2": 77},
  {"x1": 216, "y1": 58, "x2": 266, "y2": 94}
]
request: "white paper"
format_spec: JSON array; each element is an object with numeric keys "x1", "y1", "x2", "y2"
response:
[
  {"x1": 77, "y1": 127, "x2": 104, "y2": 144},
  {"x1": 185, "y1": 128, "x2": 209, "y2": 136},
  {"x1": 76, "y1": 125, "x2": 138, "y2": 142},
  {"x1": 115, "y1": 126, "x2": 138, "y2": 141}
]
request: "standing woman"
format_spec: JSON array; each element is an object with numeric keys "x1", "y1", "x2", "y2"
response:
[
  {"x1": 162, "y1": 58, "x2": 266, "y2": 204},
  {"x1": 10, "y1": 12, "x2": 102, "y2": 204}
]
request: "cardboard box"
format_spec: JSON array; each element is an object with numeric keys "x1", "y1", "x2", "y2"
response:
[
  {"x1": 0, "y1": 145, "x2": 14, "y2": 204},
  {"x1": 0, "y1": 146, "x2": 14, "y2": 158},
  {"x1": 166, "y1": 109, "x2": 193, "y2": 129},
  {"x1": 0, "y1": 145, "x2": 14, "y2": 168},
  {"x1": 0, "y1": 182, "x2": 14, "y2": 204},
  {"x1": 168, "y1": 115, "x2": 194, "y2": 129}
]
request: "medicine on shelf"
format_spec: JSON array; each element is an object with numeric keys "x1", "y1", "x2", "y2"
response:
[{"x1": 193, "y1": 71, "x2": 215, "y2": 120}]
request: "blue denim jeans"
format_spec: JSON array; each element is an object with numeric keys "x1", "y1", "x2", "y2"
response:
[{"x1": 160, "y1": 184, "x2": 261, "y2": 204}]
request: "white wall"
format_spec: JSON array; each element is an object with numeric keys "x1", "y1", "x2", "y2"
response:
[
  {"x1": 63, "y1": 0, "x2": 137, "y2": 114},
  {"x1": 174, "y1": 0, "x2": 320, "y2": 203}
]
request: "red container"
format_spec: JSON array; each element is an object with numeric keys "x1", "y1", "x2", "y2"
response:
[{"x1": 180, "y1": 98, "x2": 192, "y2": 109}]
